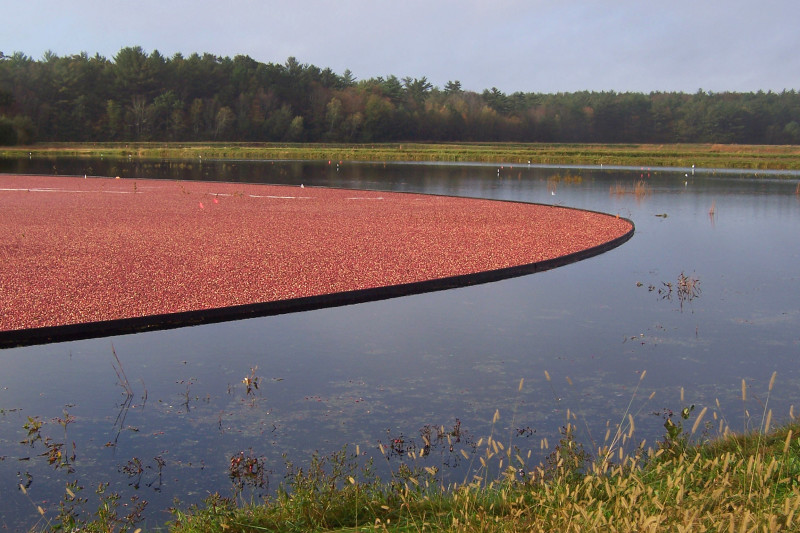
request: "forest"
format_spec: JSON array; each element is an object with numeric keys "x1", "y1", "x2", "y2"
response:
[{"x1": 1, "y1": 46, "x2": 799, "y2": 146}]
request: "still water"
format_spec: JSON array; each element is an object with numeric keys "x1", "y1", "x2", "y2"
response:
[{"x1": 1, "y1": 158, "x2": 799, "y2": 529}]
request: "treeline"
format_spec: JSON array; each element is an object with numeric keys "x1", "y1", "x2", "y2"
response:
[{"x1": 1, "y1": 46, "x2": 799, "y2": 146}]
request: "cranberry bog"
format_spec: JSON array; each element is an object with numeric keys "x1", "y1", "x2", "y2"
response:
[
  {"x1": 2, "y1": 161, "x2": 798, "y2": 530},
  {"x1": 0, "y1": 174, "x2": 632, "y2": 346}
]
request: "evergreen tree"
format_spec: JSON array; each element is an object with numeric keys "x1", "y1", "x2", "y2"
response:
[{"x1": 0, "y1": 46, "x2": 795, "y2": 144}]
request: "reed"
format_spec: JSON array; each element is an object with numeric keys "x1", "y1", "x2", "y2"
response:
[
  {"x1": 609, "y1": 179, "x2": 651, "y2": 198},
  {"x1": 609, "y1": 181, "x2": 627, "y2": 195},
  {"x1": 633, "y1": 179, "x2": 651, "y2": 199}
]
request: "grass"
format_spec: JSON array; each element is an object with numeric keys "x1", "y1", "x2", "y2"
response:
[
  {"x1": 3, "y1": 142, "x2": 800, "y2": 171},
  {"x1": 160, "y1": 375, "x2": 800, "y2": 533},
  {"x1": 163, "y1": 423, "x2": 800, "y2": 532}
]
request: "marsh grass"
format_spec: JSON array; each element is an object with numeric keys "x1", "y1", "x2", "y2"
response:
[
  {"x1": 545, "y1": 172, "x2": 583, "y2": 196},
  {"x1": 634, "y1": 179, "x2": 651, "y2": 199},
  {"x1": 165, "y1": 373, "x2": 800, "y2": 533},
  {"x1": 610, "y1": 179, "x2": 651, "y2": 199}
]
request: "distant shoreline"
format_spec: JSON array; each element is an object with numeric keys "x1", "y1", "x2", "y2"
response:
[{"x1": 2, "y1": 142, "x2": 800, "y2": 171}]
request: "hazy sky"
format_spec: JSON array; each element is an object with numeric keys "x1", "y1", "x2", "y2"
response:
[{"x1": 2, "y1": 0, "x2": 798, "y2": 94}]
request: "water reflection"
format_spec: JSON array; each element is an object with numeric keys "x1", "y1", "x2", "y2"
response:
[{"x1": 1, "y1": 158, "x2": 799, "y2": 529}]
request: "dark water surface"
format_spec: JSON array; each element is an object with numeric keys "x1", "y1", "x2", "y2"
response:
[{"x1": 1, "y1": 158, "x2": 799, "y2": 529}]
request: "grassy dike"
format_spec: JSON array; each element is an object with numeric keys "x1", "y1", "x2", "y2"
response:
[{"x1": 3, "y1": 141, "x2": 800, "y2": 171}]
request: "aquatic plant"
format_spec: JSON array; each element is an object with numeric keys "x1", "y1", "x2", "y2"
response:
[
  {"x1": 241, "y1": 366, "x2": 260, "y2": 396},
  {"x1": 609, "y1": 179, "x2": 651, "y2": 199},
  {"x1": 228, "y1": 449, "x2": 270, "y2": 494},
  {"x1": 639, "y1": 271, "x2": 701, "y2": 312}
]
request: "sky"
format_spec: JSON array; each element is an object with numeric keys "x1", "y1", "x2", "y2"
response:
[{"x1": 2, "y1": 0, "x2": 798, "y2": 94}]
